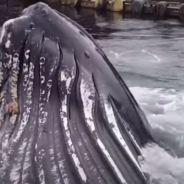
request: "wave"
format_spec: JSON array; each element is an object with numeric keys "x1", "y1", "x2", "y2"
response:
[
  {"x1": 140, "y1": 143, "x2": 184, "y2": 184},
  {"x1": 130, "y1": 87, "x2": 184, "y2": 183}
]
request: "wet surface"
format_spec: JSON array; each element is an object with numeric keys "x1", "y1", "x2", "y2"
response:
[
  {"x1": 53, "y1": 7, "x2": 184, "y2": 183},
  {"x1": 1, "y1": 5, "x2": 184, "y2": 183}
]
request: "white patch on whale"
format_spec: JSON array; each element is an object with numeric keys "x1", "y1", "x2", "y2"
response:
[
  {"x1": 13, "y1": 61, "x2": 34, "y2": 143},
  {"x1": 9, "y1": 53, "x2": 20, "y2": 124},
  {"x1": 10, "y1": 138, "x2": 27, "y2": 183},
  {"x1": 21, "y1": 124, "x2": 35, "y2": 183},
  {"x1": 5, "y1": 33, "x2": 11, "y2": 49},
  {"x1": 0, "y1": 62, "x2": 3, "y2": 88},
  {"x1": 60, "y1": 70, "x2": 87, "y2": 183},
  {"x1": 80, "y1": 79, "x2": 127, "y2": 184},
  {"x1": 25, "y1": 50, "x2": 30, "y2": 60},
  {"x1": 35, "y1": 57, "x2": 48, "y2": 184},
  {"x1": 49, "y1": 147, "x2": 62, "y2": 184},
  {"x1": 104, "y1": 101, "x2": 146, "y2": 179},
  {"x1": 0, "y1": 63, "x2": 7, "y2": 127}
]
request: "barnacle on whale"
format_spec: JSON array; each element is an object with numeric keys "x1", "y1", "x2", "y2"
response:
[{"x1": 5, "y1": 101, "x2": 18, "y2": 115}]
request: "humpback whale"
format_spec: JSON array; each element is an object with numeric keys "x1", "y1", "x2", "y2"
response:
[{"x1": 0, "y1": 2, "x2": 154, "y2": 184}]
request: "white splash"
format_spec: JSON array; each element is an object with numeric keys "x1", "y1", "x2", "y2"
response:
[{"x1": 140, "y1": 143, "x2": 184, "y2": 184}]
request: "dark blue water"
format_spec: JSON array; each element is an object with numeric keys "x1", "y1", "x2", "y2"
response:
[{"x1": 1, "y1": 5, "x2": 184, "y2": 183}]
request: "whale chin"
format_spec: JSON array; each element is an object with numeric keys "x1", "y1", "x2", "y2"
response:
[{"x1": 0, "y1": 2, "x2": 154, "y2": 184}]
